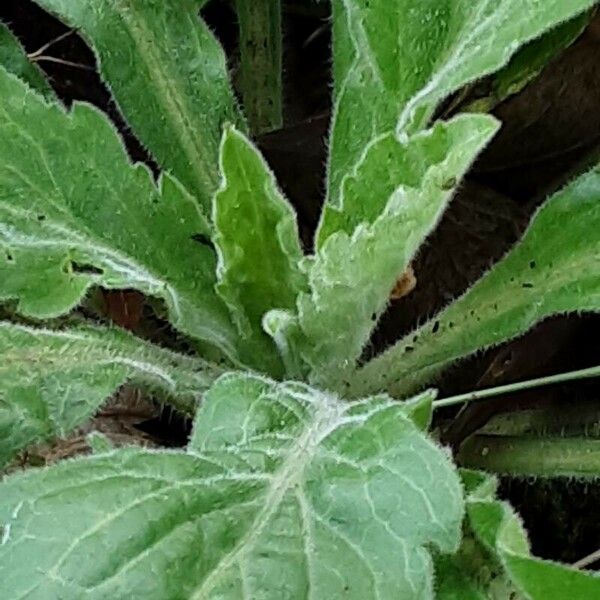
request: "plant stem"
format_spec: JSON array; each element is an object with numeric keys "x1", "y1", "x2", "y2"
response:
[
  {"x1": 433, "y1": 364, "x2": 600, "y2": 409},
  {"x1": 235, "y1": 0, "x2": 283, "y2": 134}
]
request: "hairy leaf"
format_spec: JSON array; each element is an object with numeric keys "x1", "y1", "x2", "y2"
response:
[
  {"x1": 0, "y1": 374, "x2": 463, "y2": 599},
  {"x1": 214, "y1": 127, "x2": 307, "y2": 377},
  {"x1": 299, "y1": 115, "x2": 498, "y2": 388},
  {"x1": 0, "y1": 22, "x2": 55, "y2": 100},
  {"x1": 0, "y1": 321, "x2": 220, "y2": 467},
  {"x1": 0, "y1": 67, "x2": 244, "y2": 362},
  {"x1": 32, "y1": 0, "x2": 245, "y2": 208},
  {"x1": 328, "y1": 0, "x2": 596, "y2": 205},
  {"x1": 503, "y1": 553, "x2": 600, "y2": 599},
  {"x1": 435, "y1": 472, "x2": 529, "y2": 599},
  {"x1": 351, "y1": 165, "x2": 600, "y2": 398},
  {"x1": 465, "y1": 11, "x2": 591, "y2": 113},
  {"x1": 460, "y1": 480, "x2": 600, "y2": 599},
  {"x1": 317, "y1": 113, "x2": 498, "y2": 244}
]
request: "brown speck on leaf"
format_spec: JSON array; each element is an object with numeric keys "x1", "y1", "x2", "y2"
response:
[{"x1": 390, "y1": 265, "x2": 417, "y2": 300}]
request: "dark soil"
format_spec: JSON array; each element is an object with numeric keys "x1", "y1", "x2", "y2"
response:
[{"x1": 2, "y1": 0, "x2": 600, "y2": 567}]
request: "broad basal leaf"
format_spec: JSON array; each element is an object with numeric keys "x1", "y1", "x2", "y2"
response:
[
  {"x1": 0, "y1": 321, "x2": 221, "y2": 468},
  {"x1": 32, "y1": 0, "x2": 245, "y2": 208},
  {"x1": 0, "y1": 22, "x2": 55, "y2": 100},
  {"x1": 0, "y1": 66, "x2": 243, "y2": 363},
  {"x1": 328, "y1": 0, "x2": 596, "y2": 205},
  {"x1": 214, "y1": 127, "x2": 307, "y2": 377},
  {"x1": 351, "y1": 164, "x2": 600, "y2": 398},
  {"x1": 0, "y1": 374, "x2": 463, "y2": 599},
  {"x1": 298, "y1": 115, "x2": 498, "y2": 388}
]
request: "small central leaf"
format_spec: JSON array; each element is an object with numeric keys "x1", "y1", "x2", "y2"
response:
[{"x1": 214, "y1": 128, "x2": 307, "y2": 376}]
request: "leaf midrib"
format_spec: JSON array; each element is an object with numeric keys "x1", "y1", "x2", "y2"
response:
[
  {"x1": 109, "y1": 0, "x2": 219, "y2": 197},
  {"x1": 190, "y1": 389, "x2": 346, "y2": 598}
]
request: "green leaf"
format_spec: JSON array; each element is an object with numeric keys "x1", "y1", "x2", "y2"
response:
[
  {"x1": 434, "y1": 557, "x2": 487, "y2": 600},
  {"x1": 298, "y1": 115, "x2": 498, "y2": 388},
  {"x1": 351, "y1": 164, "x2": 600, "y2": 398},
  {"x1": 435, "y1": 481, "x2": 529, "y2": 600},
  {"x1": 317, "y1": 113, "x2": 498, "y2": 245},
  {"x1": 463, "y1": 489, "x2": 600, "y2": 599},
  {"x1": 503, "y1": 552, "x2": 600, "y2": 599},
  {"x1": 87, "y1": 431, "x2": 115, "y2": 454},
  {"x1": 328, "y1": 0, "x2": 596, "y2": 205},
  {"x1": 214, "y1": 127, "x2": 307, "y2": 377},
  {"x1": 458, "y1": 434, "x2": 600, "y2": 478},
  {"x1": 0, "y1": 321, "x2": 221, "y2": 468},
  {"x1": 466, "y1": 12, "x2": 591, "y2": 112},
  {"x1": 0, "y1": 66, "x2": 244, "y2": 362},
  {"x1": 0, "y1": 22, "x2": 55, "y2": 100},
  {"x1": 32, "y1": 0, "x2": 245, "y2": 208},
  {"x1": 0, "y1": 374, "x2": 463, "y2": 599}
]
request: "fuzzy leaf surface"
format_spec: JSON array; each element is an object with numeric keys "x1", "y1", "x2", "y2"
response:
[
  {"x1": 463, "y1": 482, "x2": 600, "y2": 599},
  {"x1": 465, "y1": 11, "x2": 591, "y2": 112},
  {"x1": 32, "y1": 0, "x2": 245, "y2": 208},
  {"x1": 0, "y1": 322, "x2": 221, "y2": 468},
  {"x1": 352, "y1": 165, "x2": 600, "y2": 398},
  {"x1": 328, "y1": 0, "x2": 596, "y2": 205},
  {"x1": 214, "y1": 128, "x2": 307, "y2": 377},
  {"x1": 0, "y1": 67, "x2": 243, "y2": 362},
  {"x1": 503, "y1": 553, "x2": 600, "y2": 599},
  {"x1": 300, "y1": 115, "x2": 498, "y2": 388},
  {"x1": 0, "y1": 374, "x2": 463, "y2": 599},
  {"x1": 434, "y1": 473, "x2": 529, "y2": 600},
  {"x1": 0, "y1": 22, "x2": 55, "y2": 100}
]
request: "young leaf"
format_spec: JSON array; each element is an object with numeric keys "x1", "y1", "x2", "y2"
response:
[
  {"x1": 503, "y1": 552, "x2": 600, "y2": 599},
  {"x1": 351, "y1": 164, "x2": 600, "y2": 398},
  {"x1": 299, "y1": 115, "x2": 498, "y2": 388},
  {"x1": 317, "y1": 113, "x2": 498, "y2": 245},
  {"x1": 0, "y1": 22, "x2": 55, "y2": 100},
  {"x1": 328, "y1": 0, "x2": 596, "y2": 204},
  {"x1": 0, "y1": 321, "x2": 221, "y2": 467},
  {"x1": 32, "y1": 0, "x2": 245, "y2": 208},
  {"x1": 0, "y1": 66, "x2": 243, "y2": 363},
  {"x1": 464, "y1": 490, "x2": 600, "y2": 599},
  {"x1": 0, "y1": 374, "x2": 463, "y2": 599},
  {"x1": 435, "y1": 474, "x2": 529, "y2": 600},
  {"x1": 214, "y1": 127, "x2": 307, "y2": 376}
]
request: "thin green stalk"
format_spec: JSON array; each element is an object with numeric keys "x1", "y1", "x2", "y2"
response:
[
  {"x1": 433, "y1": 364, "x2": 600, "y2": 409},
  {"x1": 235, "y1": 0, "x2": 283, "y2": 134}
]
